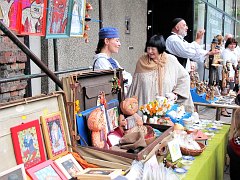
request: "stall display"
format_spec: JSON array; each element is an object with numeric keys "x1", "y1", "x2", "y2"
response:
[
  {"x1": 0, "y1": 164, "x2": 27, "y2": 180},
  {"x1": 54, "y1": 153, "x2": 83, "y2": 179},
  {"x1": 41, "y1": 112, "x2": 69, "y2": 160},
  {"x1": 27, "y1": 160, "x2": 67, "y2": 180},
  {"x1": 10, "y1": 120, "x2": 46, "y2": 169}
]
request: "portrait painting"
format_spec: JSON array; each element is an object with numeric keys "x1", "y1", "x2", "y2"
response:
[
  {"x1": 41, "y1": 111, "x2": 68, "y2": 159},
  {"x1": 106, "y1": 107, "x2": 119, "y2": 132},
  {"x1": 0, "y1": 0, "x2": 21, "y2": 31},
  {"x1": 10, "y1": 120, "x2": 46, "y2": 169},
  {"x1": 0, "y1": 164, "x2": 27, "y2": 180},
  {"x1": 19, "y1": 0, "x2": 47, "y2": 36},
  {"x1": 27, "y1": 160, "x2": 67, "y2": 180},
  {"x1": 70, "y1": 0, "x2": 85, "y2": 37},
  {"x1": 55, "y1": 154, "x2": 83, "y2": 179},
  {"x1": 45, "y1": 0, "x2": 73, "y2": 38}
]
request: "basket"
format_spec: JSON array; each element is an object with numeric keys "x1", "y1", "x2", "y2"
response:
[{"x1": 180, "y1": 142, "x2": 205, "y2": 156}]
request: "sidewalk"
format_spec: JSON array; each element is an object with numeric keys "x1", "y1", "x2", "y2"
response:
[{"x1": 197, "y1": 106, "x2": 231, "y2": 180}]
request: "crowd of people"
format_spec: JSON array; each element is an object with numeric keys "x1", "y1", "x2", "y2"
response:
[{"x1": 92, "y1": 20, "x2": 240, "y2": 114}]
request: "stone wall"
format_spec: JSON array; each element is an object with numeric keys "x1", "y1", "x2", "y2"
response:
[{"x1": 0, "y1": 36, "x2": 27, "y2": 103}]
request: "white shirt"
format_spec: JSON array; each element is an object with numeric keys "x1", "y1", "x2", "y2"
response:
[
  {"x1": 93, "y1": 53, "x2": 132, "y2": 87},
  {"x1": 222, "y1": 48, "x2": 238, "y2": 78},
  {"x1": 166, "y1": 33, "x2": 208, "y2": 63}
]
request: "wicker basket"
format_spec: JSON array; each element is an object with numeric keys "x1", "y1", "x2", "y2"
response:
[{"x1": 180, "y1": 142, "x2": 205, "y2": 156}]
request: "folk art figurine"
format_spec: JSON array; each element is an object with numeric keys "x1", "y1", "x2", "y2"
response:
[{"x1": 87, "y1": 107, "x2": 108, "y2": 149}]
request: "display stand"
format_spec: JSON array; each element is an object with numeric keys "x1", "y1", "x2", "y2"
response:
[{"x1": 190, "y1": 88, "x2": 218, "y2": 104}]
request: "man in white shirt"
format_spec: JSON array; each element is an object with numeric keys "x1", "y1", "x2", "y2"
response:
[{"x1": 166, "y1": 18, "x2": 219, "y2": 71}]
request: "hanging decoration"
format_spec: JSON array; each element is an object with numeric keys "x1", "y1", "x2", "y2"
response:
[
  {"x1": 83, "y1": 2, "x2": 92, "y2": 43},
  {"x1": 45, "y1": 0, "x2": 74, "y2": 39},
  {"x1": 70, "y1": 0, "x2": 86, "y2": 37},
  {"x1": 19, "y1": 0, "x2": 47, "y2": 36},
  {"x1": 1, "y1": 0, "x2": 21, "y2": 32}
]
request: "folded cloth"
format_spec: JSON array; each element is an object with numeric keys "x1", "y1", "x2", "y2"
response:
[{"x1": 119, "y1": 131, "x2": 147, "y2": 150}]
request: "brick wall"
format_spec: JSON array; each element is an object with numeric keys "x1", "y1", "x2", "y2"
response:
[{"x1": 0, "y1": 36, "x2": 27, "y2": 103}]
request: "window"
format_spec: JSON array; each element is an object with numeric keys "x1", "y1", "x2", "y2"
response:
[
  {"x1": 206, "y1": 6, "x2": 223, "y2": 50},
  {"x1": 225, "y1": 0, "x2": 235, "y2": 16},
  {"x1": 208, "y1": 0, "x2": 216, "y2": 6},
  {"x1": 224, "y1": 15, "x2": 235, "y2": 35},
  {"x1": 217, "y1": 0, "x2": 224, "y2": 10}
]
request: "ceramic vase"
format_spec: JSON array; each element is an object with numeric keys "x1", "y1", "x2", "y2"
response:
[
  {"x1": 142, "y1": 115, "x2": 148, "y2": 123},
  {"x1": 149, "y1": 117, "x2": 154, "y2": 124},
  {"x1": 153, "y1": 116, "x2": 158, "y2": 124}
]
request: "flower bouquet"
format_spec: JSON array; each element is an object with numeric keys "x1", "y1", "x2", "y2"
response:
[{"x1": 140, "y1": 98, "x2": 171, "y2": 120}]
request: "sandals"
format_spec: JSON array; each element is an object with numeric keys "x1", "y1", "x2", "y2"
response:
[{"x1": 221, "y1": 111, "x2": 231, "y2": 117}]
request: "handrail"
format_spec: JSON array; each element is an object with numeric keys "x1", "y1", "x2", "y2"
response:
[
  {"x1": 0, "y1": 21, "x2": 63, "y2": 89},
  {"x1": 0, "y1": 67, "x2": 92, "y2": 83}
]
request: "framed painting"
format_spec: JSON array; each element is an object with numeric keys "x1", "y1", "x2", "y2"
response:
[
  {"x1": 10, "y1": 120, "x2": 46, "y2": 169},
  {"x1": 77, "y1": 168, "x2": 122, "y2": 180},
  {"x1": 27, "y1": 160, "x2": 67, "y2": 180},
  {"x1": 40, "y1": 111, "x2": 68, "y2": 159},
  {"x1": 0, "y1": 0, "x2": 21, "y2": 31},
  {"x1": 45, "y1": 0, "x2": 73, "y2": 38},
  {"x1": 0, "y1": 164, "x2": 27, "y2": 180},
  {"x1": 70, "y1": 0, "x2": 85, "y2": 37},
  {"x1": 106, "y1": 107, "x2": 119, "y2": 132},
  {"x1": 19, "y1": 0, "x2": 47, "y2": 36},
  {"x1": 54, "y1": 153, "x2": 83, "y2": 179}
]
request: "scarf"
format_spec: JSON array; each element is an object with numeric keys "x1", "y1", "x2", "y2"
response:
[{"x1": 135, "y1": 52, "x2": 168, "y2": 95}]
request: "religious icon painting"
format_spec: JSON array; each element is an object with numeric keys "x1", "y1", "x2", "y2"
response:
[
  {"x1": 70, "y1": 0, "x2": 85, "y2": 37},
  {"x1": 54, "y1": 153, "x2": 83, "y2": 179},
  {"x1": 106, "y1": 107, "x2": 119, "y2": 132},
  {"x1": 40, "y1": 111, "x2": 68, "y2": 160},
  {"x1": 10, "y1": 120, "x2": 46, "y2": 169},
  {"x1": 19, "y1": 0, "x2": 47, "y2": 36},
  {"x1": 45, "y1": 0, "x2": 73, "y2": 38},
  {"x1": 0, "y1": 164, "x2": 27, "y2": 180},
  {"x1": 27, "y1": 160, "x2": 67, "y2": 180},
  {"x1": 0, "y1": 0, "x2": 21, "y2": 31}
]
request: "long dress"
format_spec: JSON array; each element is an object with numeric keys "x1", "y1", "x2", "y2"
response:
[{"x1": 127, "y1": 53, "x2": 194, "y2": 112}]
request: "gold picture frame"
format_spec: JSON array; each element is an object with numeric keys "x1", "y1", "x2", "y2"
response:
[{"x1": 41, "y1": 111, "x2": 68, "y2": 159}]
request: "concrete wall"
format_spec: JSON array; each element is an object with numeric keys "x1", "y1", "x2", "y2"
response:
[{"x1": 43, "y1": 0, "x2": 147, "y2": 92}]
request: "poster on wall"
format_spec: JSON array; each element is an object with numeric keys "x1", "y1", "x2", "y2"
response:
[
  {"x1": 70, "y1": 0, "x2": 85, "y2": 37},
  {"x1": 0, "y1": 0, "x2": 21, "y2": 31},
  {"x1": 45, "y1": 0, "x2": 73, "y2": 39},
  {"x1": 19, "y1": 0, "x2": 47, "y2": 36}
]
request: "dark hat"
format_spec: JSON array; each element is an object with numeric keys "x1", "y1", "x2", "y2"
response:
[
  {"x1": 171, "y1": 18, "x2": 184, "y2": 29},
  {"x1": 99, "y1": 27, "x2": 119, "y2": 39},
  {"x1": 211, "y1": 38, "x2": 218, "y2": 44}
]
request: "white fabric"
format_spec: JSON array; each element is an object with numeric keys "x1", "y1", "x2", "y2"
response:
[
  {"x1": 127, "y1": 54, "x2": 194, "y2": 112},
  {"x1": 93, "y1": 53, "x2": 133, "y2": 87},
  {"x1": 222, "y1": 48, "x2": 238, "y2": 78},
  {"x1": 166, "y1": 32, "x2": 208, "y2": 64},
  {"x1": 235, "y1": 46, "x2": 240, "y2": 59}
]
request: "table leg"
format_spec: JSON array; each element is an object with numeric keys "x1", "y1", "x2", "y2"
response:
[
  {"x1": 216, "y1": 108, "x2": 221, "y2": 121},
  {"x1": 194, "y1": 105, "x2": 198, "y2": 113}
]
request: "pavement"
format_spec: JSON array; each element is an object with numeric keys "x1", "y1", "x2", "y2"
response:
[{"x1": 197, "y1": 106, "x2": 231, "y2": 180}]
